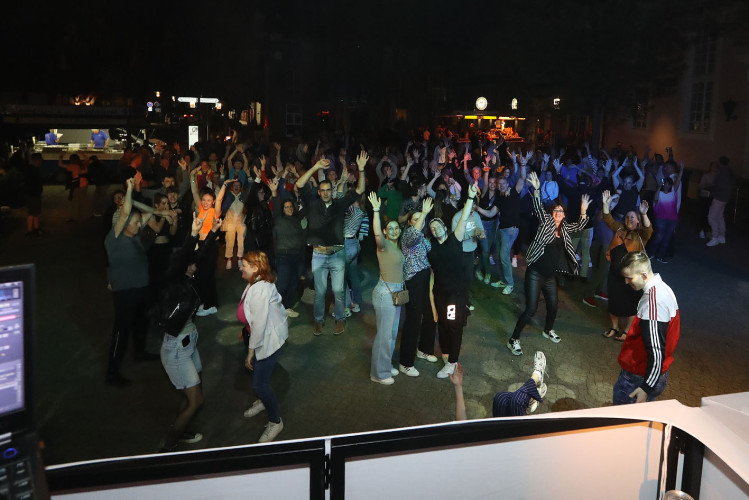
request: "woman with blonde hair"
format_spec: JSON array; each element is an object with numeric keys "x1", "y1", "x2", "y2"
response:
[{"x1": 238, "y1": 251, "x2": 289, "y2": 443}]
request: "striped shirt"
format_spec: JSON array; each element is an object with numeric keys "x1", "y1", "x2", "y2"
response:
[
  {"x1": 524, "y1": 192, "x2": 587, "y2": 274},
  {"x1": 343, "y1": 205, "x2": 365, "y2": 238}
]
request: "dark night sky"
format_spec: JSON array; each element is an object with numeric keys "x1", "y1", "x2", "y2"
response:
[{"x1": 2, "y1": 1, "x2": 746, "y2": 113}]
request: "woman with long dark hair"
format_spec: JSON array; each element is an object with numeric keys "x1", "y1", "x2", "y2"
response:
[
  {"x1": 238, "y1": 251, "x2": 289, "y2": 443},
  {"x1": 244, "y1": 182, "x2": 275, "y2": 267},
  {"x1": 506, "y1": 172, "x2": 590, "y2": 356}
]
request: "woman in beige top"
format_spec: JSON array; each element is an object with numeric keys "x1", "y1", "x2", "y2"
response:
[{"x1": 368, "y1": 192, "x2": 405, "y2": 385}]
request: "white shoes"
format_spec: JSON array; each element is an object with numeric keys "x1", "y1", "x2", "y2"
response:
[
  {"x1": 286, "y1": 308, "x2": 300, "y2": 318},
  {"x1": 391, "y1": 368, "x2": 399, "y2": 377},
  {"x1": 475, "y1": 270, "x2": 484, "y2": 281},
  {"x1": 196, "y1": 305, "x2": 217, "y2": 317},
  {"x1": 416, "y1": 350, "x2": 438, "y2": 362},
  {"x1": 243, "y1": 399, "x2": 266, "y2": 418},
  {"x1": 718, "y1": 235, "x2": 726, "y2": 244},
  {"x1": 371, "y1": 376, "x2": 395, "y2": 385},
  {"x1": 483, "y1": 275, "x2": 491, "y2": 284},
  {"x1": 533, "y1": 351, "x2": 546, "y2": 386},
  {"x1": 543, "y1": 329, "x2": 561, "y2": 343},
  {"x1": 706, "y1": 238, "x2": 720, "y2": 247},
  {"x1": 225, "y1": 259, "x2": 232, "y2": 270},
  {"x1": 399, "y1": 364, "x2": 420, "y2": 377},
  {"x1": 437, "y1": 362, "x2": 456, "y2": 379},
  {"x1": 258, "y1": 419, "x2": 284, "y2": 443},
  {"x1": 502, "y1": 285, "x2": 514, "y2": 295}
]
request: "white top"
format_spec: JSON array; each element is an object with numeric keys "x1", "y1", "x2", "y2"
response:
[{"x1": 241, "y1": 281, "x2": 289, "y2": 360}]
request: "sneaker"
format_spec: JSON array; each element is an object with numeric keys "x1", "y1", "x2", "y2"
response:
[
  {"x1": 258, "y1": 419, "x2": 284, "y2": 443},
  {"x1": 225, "y1": 259, "x2": 232, "y2": 270},
  {"x1": 399, "y1": 364, "x2": 420, "y2": 377},
  {"x1": 512, "y1": 256, "x2": 518, "y2": 268},
  {"x1": 333, "y1": 308, "x2": 352, "y2": 319},
  {"x1": 717, "y1": 235, "x2": 726, "y2": 244},
  {"x1": 195, "y1": 306, "x2": 217, "y2": 317},
  {"x1": 483, "y1": 275, "x2": 490, "y2": 284},
  {"x1": 313, "y1": 321, "x2": 324, "y2": 336},
  {"x1": 491, "y1": 280, "x2": 506, "y2": 289},
  {"x1": 243, "y1": 399, "x2": 266, "y2": 418},
  {"x1": 370, "y1": 376, "x2": 395, "y2": 385},
  {"x1": 437, "y1": 362, "x2": 456, "y2": 379},
  {"x1": 416, "y1": 350, "x2": 438, "y2": 362},
  {"x1": 475, "y1": 270, "x2": 484, "y2": 281},
  {"x1": 178, "y1": 432, "x2": 203, "y2": 444},
  {"x1": 594, "y1": 292, "x2": 608, "y2": 300},
  {"x1": 706, "y1": 238, "x2": 720, "y2": 247},
  {"x1": 391, "y1": 368, "x2": 399, "y2": 377},
  {"x1": 286, "y1": 308, "x2": 300, "y2": 318},
  {"x1": 489, "y1": 256, "x2": 496, "y2": 265},
  {"x1": 538, "y1": 382, "x2": 548, "y2": 398},
  {"x1": 527, "y1": 400, "x2": 539, "y2": 414},
  {"x1": 699, "y1": 230, "x2": 705, "y2": 239},
  {"x1": 502, "y1": 285, "x2": 513, "y2": 295},
  {"x1": 543, "y1": 329, "x2": 561, "y2": 343},
  {"x1": 581, "y1": 296, "x2": 597, "y2": 308},
  {"x1": 468, "y1": 304, "x2": 475, "y2": 311},
  {"x1": 532, "y1": 351, "x2": 546, "y2": 386},
  {"x1": 334, "y1": 320, "x2": 345, "y2": 335},
  {"x1": 350, "y1": 303, "x2": 361, "y2": 313},
  {"x1": 507, "y1": 338, "x2": 522, "y2": 356}
]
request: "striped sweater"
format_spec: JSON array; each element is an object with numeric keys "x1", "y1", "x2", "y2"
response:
[{"x1": 524, "y1": 192, "x2": 588, "y2": 274}]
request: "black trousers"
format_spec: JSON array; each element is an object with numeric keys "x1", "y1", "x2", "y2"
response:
[
  {"x1": 276, "y1": 252, "x2": 303, "y2": 308},
  {"x1": 512, "y1": 267, "x2": 558, "y2": 339},
  {"x1": 434, "y1": 291, "x2": 468, "y2": 364},
  {"x1": 108, "y1": 286, "x2": 149, "y2": 376},
  {"x1": 194, "y1": 241, "x2": 218, "y2": 308},
  {"x1": 398, "y1": 268, "x2": 437, "y2": 367}
]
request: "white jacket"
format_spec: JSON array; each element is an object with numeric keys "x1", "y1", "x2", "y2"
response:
[{"x1": 241, "y1": 281, "x2": 289, "y2": 360}]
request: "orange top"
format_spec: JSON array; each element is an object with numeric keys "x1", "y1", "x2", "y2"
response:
[{"x1": 198, "y1": 206, "x2": 215, "y2": 239}]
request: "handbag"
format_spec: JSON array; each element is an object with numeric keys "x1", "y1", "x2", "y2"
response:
[{"x1": 381, "y1": 277, "x2": 409, "y2": 306}]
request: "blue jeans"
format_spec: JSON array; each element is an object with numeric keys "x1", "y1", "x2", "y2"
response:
[
  {"x1": 312, "y1": 249, "x2": 346, "y2": 322},
  {"x1": 344, "y1": 238, "x2": 363, "y2": 306},
  {"x1": 371, "y1": 280, "x2": 402, "y2": 380},
  {"x1": 613, "y1": 369, "x2": 668, "y2": 405},
  {"x1": 570, "y1": 227, "x2": 592, "y2": 278},
  {"x1": 650, "y1": 218, "x2": 677, "y2": 260},
  {"x1": 276, "y1": 252, "x2": 303, "y2": 309},
  {"x1": 497, "y1": 227, "x2": 519, "y2": 285},
  {"x1": 478, "y1": 220, "x2": 497, "y2": 276},
  {"x1": 253, "y1": 349, "x2": 281, "y2": 423}
]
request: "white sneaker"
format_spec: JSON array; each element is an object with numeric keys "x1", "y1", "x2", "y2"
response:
[
  {"x1": 437, "y1": 362, "x2": 456, "y2": 379},
  {"x1": 225, "y1": 259, "x2": 232, "y2": 270},
  {"x1": 538, "y1": 382, "x2": 548, "y2": 398},
  {"x1": 507, "y1": 338, "x2": 522, "y2": 356},
  {"x1": 491, "y1": 280, "x2": 506, "y2": 289},
  {"x1": 475, "y1": 270, "x2": 484, "y2": 281},
  {"x1": 416, "y1": 350, "x2": 438, "y2": 362},
  {"x1": 533, "y1": 351, "x2": 546, "y2": 386},
  {"x1": 543, "y1": 329, "x2": 561, "y2": 343},
  {"x1": 350, "y1": 303, "x2": 361, "y2": 313},
  {"x1": 286, "y1": 308, "x2": 300, "y2": 318},
  {"x1": 258, "y1": 419, "x2": 284, "y2": 443},
  {"x1": 399, "y1": 364, "x2": 420, "y2": 377},
  {"x1": 502, "y1": 285, "x2": 513, "y2": 295},
  {"x1": 706, "y1": 238, "x2": 720, "y2": 247},
  {"x1": 483, "y1": 275, "x2": 490, "y2": 284},
  {"x1": 370, "y1": 376, "x2": 394, "y2": 385},
  {"x1": 243, "y1": 399, "x2": 266, "y2": 418},
  {"x1": 391, "y1": 368, "x2": 399, "y2": 377},
  {"x1": 196, "y1": 306, "x2": 217, "y2": 317},
  {"x1": 512, "y1": 256, "x2": 518, "y2": 268},
  {"x1": 527, "y1": 400, "x2": 539, "y2": 414},
  {"x1": 468, "y1": 304, "x2": 475, "y2": 311},
  {"x1": 718, "y1": 235, "x2": 726, "y2": 244}
]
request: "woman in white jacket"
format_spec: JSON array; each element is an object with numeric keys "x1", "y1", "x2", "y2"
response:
[{"x1": 238, "y1": 251, "x2": 289, "y2": 443}]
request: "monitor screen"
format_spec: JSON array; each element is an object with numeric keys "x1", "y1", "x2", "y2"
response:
[{"x1": 0, "y1": 278, "x2": 25, "y2": 416}]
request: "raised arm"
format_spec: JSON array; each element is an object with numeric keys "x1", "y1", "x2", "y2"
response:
[
  {"x1": 189, "y1": 168, "x2": 201, "y2": 207},
  {"x1": 514, "y1": 165, "x2": 526, "y2": 194},
  {"x1": 527, "y1": 172, "x2": 547, "y2": 221},
  {"x1": 453, "y1": 184, "x2": 477, "y2": 241},
  {"x1": 114, "y1": 178, "x2": 135, "y2": 237},
  {"x1": 296, "y1": 158, "x2": 329, "y2": 189},
  {"x1": 355, "y1": 151, "x2": 368, "y2": 195},
  {"x1": 612, "y1": 164, "x2": 624, "y2": 189},
  {"x1": 368, "y1": 192, "x2": 386, "y2": 251},
  {"x1": 414, "y1": 197, "x2": 433, "y2": 232},
  {"x1": 633, "y1": 162, "x2": 645, "y2": 191}
]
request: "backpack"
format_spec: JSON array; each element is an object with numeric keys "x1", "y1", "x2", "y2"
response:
[{"x1": 158, "y1": 278, "x2": 201, "y2": 336}]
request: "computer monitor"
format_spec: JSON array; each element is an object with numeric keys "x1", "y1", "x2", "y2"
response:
[{"x1": 0, "y1": 264, "x2": 34, "y2": 434}]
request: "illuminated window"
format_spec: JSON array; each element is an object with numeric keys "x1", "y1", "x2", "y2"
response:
[{"x1": 688, "y1": 82, "x2": 713, "y2": 134}]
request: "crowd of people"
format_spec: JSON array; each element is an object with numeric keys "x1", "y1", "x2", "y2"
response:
[{"x1": 7, "y1": 125, "x2": 725, "y2": 449}]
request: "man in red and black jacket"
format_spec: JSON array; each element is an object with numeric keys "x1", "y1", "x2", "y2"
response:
[{"x1": 614, "y1": 251, "x2": 680, "y2": 404}]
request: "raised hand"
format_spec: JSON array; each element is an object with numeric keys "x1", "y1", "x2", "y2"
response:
[
  {"x1": 125, "y1": 177, "x2": 135, "y2": 190},
  {"x1": 212, "y1": 217, "x2": 223, "y2": 231},
  {"x1": 356, "y1": 151, "x2": 369, "y2": 170},
  {"x1": 178, "y1": 158, "x2": 188, "y2": 170},
  {"x1": 268, "y1": 179, "x2": 279, "y2": 193},
  {"x1": 421, "y1": 197, "x2": 433, "y2": 214},
  {"x1": 639, "y1": 200, "x2": 649, "y2": 214},
  {"x1": 313, "y1": 158, "x2": 330, "y2": 170},
  {"x1": 580, "y1": 194, "x2": 591, "y2": 213},
  {"x1": 552, "y1": 158, "x2": 562, "y2": 173},
  {"x1": 527, "y1": 171, "x2": 540, "y2": 190},
  {"x1": 191, "y1": 213, "x2": 204, "y2": 233},
  {"x1": 368, "y1": 191, "x2": 381, "y2": 210},
  {"x1": 543, "y1": 153, "x2": 550, "y2": 165},
  {"x1": 601, "y1": 190, "x2": 611, "y2": 207},
  {"x1": 468, "y1": 183, "x2": 478, "y2": 199}
]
